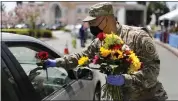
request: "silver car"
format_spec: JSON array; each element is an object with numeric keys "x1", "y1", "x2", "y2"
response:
[
  {"x1": 1, "y1": 32, "x2": 103, "y2": 101},
  {"x1": 71, "y1": 24, "x2": 93, "y2": 39}
]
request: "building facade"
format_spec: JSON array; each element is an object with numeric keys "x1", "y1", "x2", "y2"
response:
[{"x1": 17, "y1": 2, "x2": 147, "y2": 26}]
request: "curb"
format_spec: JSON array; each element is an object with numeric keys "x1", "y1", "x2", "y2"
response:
[{"x1": 155, "y1": 39, "x2": 178, "y2": 58}]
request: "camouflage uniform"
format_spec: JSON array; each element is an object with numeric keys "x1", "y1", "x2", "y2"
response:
[{"x1": 55, "y1": 2, "x2": 168, "y2": 101}]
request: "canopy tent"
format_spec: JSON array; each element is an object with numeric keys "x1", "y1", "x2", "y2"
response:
[{"x1": 159, "y1": 9, "x2": 178, "y2": 21}]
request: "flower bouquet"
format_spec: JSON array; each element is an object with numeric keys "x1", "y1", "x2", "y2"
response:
[{"x1": 78, "y1": 32, "x2": 143, "y2": 101}]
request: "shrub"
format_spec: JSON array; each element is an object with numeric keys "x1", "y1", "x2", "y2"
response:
[
  {"x1": 41, "y1": 30, "x2": 52, "y2": 38},
  {"x1": 59, "y1": 27, "x2": 71, "y2": 32},
  {"x1": 35, "y1": 30, "x2": 41, "y2": 38},
  {"x1": 1, "y1": 29, "x2": 52, "y2": 38}
]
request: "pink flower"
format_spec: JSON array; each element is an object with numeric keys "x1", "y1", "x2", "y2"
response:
[{"x1": 92, "y1": 55, "x2": 99, "y2": 64}]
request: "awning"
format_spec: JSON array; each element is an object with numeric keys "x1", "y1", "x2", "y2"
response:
[{"x1": 159, "y1": 9, "x2": 178, "y2": 21}]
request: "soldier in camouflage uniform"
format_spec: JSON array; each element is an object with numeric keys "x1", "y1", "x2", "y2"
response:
[{"x1": 45, "y1": 2, "x2": 168, "y2": 101}]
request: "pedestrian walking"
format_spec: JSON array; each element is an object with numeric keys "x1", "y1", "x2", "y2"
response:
[{"x1": 79, "y1": 24, "x2": 86, "y2": 47}]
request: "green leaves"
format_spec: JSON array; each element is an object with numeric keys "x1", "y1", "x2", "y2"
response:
[{"x1": 103, "y1": 34, "x2": 121, "y2": 49}]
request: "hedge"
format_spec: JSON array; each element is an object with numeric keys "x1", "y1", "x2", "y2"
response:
[
  {"x1": 1, "y1": 29, "x2": 52, "y2": 38},
  {"x1": 59, "y1": 27, "x2": 71, "y2": 32}
]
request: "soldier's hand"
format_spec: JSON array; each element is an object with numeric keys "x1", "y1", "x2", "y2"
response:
[
  {"x1": 106, "y1": 75, "x2": 125, "y2": 86},
  {"x1": 44, "y1": 59, "x2": 57, "y2": 67}
]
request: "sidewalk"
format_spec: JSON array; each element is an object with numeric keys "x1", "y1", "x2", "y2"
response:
[
  {"x1": 155, "y1": 39, "x2": 178, "y2": 58},
  {"x1": 40, "y1": 30, "x2": 92, "y2": 55}
]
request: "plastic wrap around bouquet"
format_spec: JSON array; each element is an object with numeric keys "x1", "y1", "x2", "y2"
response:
[{"x1": 78, "y1": 32, "x2": 143, "y2": 101}]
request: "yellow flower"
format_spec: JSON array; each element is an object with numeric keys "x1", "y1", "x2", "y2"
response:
[
  {"x1": 117, "y1": 50, "x2": 124, "y2": 59},
  {"x1": 128, "y1": 65, "x2": 135, "y2": 73},
  {"x1": 78, "y1": 56, "x2": 89, "y2": 66},
  {"x1": 129, "y1": 53, "x2": 141, "y2": 71},
  {"x1": 120, "y1": 40, "x2": 124, "y2": 44},
  {"x1": 100, "y1": 47, "x2": 111, "y2": 57},
  {"x1": 106, "y1": 33, "x2": 119, "y2": 39},
  {"x1": 112, "y1": 55, "x2": 117, "y2": 60}
]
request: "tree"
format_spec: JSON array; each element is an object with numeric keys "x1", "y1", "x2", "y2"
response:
[
  {"x1": 137, "y1": 1, "x2": 170, "y2": 25},
  {"x1": 14, "y1": 3, "x2": 44, "y2": 29},
  {"x1": 148, "y1": 2, "x2": 170, "y2": 25},
  {"x1": 0, "y1": 11, "x2": 19, "y2": 26},
  {"x1": 1, "y1": 3, "x2": 6, "y2": 12}
]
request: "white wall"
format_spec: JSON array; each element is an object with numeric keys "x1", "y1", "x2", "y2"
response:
[{"x1": 117, "y1": 7, "x2": 126, "y2": 25}]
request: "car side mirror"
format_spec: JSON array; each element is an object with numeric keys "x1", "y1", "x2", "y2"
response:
[{"x1": 77, "y1": 67, "x2": 93, "y2": 80}]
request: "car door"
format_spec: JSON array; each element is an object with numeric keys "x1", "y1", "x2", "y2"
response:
[
  {"x1": 1, "y1": 42, "x2": 41, "y2": 101},
  {"x1": 4, "y1": 41, "x2": 92, "y2": 100},
  {"x1": 69, "y1": 75, "x2": 94, "y2": 100}
]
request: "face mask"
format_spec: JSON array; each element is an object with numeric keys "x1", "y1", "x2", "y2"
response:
[
  {"x1": 90, "y1": 26, "x2": 103, "y2": 36},
  {"x1": 89, "y1": 18, "x2": 107, "y2": 36}
]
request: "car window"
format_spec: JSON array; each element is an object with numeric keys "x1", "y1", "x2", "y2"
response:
[{"x1": 8, "y1": 46, "x2": 72, "y2": 99}]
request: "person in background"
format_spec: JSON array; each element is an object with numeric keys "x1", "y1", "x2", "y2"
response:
[
  {"x1": 79, "y1": 23, "x2": 86, "y2": 47},
  {"x1": 163, "y1": 27, "x2": 169, "y2": 43}
]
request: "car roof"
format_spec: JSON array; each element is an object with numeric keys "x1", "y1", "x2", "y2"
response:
[
  {"x1": 1, "y1": 32, "x2": 62, "y2": 56},
  {"x1": 2, "y1": 32, "x2": 43, "y2": 43}
]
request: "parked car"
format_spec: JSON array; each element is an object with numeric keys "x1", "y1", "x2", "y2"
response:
[
  {"x1": 48, "y1": 23, "x2": 63, "y2": 30},
  {"x1": 7, "y1": 24, "x2": 14, "y2": 29},
  {"x1": 15, "y1": 23, "x2": 29, "y2": 29},
  {"x1": 1, "y1": 32, "x2": 102, "y2": 101},
  {"x1": 71, "y1": 24, "x2": 93, "y2": 39},
  {"x1": 71, "y1": 24, "x2": 82, "y2": 38},
  {"x1": 64, "y1": 24, "x2": 75, "y2": 31},
  {"x1": 37, "y1": 23, "x2": 49, "y2": 30},
  {"x1": 86, "y1": 28, "x2": 94, "y2": 39}
]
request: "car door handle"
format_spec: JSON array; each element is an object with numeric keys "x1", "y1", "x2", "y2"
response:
[{"x1": 62, "y1": 84, "x2": 68, "y2": 88}]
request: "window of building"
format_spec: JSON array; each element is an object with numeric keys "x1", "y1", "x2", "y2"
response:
[
  {"x1": 115, "y1": 9, "x2": 119, "y2": 15},
  {"x1": 77, "y1": 8, "x2": 82, "y2": 13},
  {"x1": 85, "y1": 8, "x2": 89, "y2": 13},
  {"x1": 28, "y1": 1, "x2": 35, "y2": 3}
]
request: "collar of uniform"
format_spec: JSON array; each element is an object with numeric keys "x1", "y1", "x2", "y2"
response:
[{"x1": 116, "y1": 22, "x2": 122, "y2": 35}]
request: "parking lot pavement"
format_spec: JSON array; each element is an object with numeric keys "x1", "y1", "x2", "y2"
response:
[
  {"x1": 41, "y1": 31, "x2": 92, "y2": 55},
  {"x1": 156, "y1": 43, "x2": 178, "y2": 100},
  {"x1": 155, "y1": 39, "x2": 178, "y2": 58}
]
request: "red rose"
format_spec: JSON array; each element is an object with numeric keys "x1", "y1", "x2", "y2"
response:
[
  {"x1": 125, "y1": 58, "x2": 132, "y2": 64},
  {"x1": 97, "y1": 32, "x2": 106, "y2": 41},
  {"x1": 36, "y1": 51, "x2": 49, "y2": 60},
  {"x1": 112, "y1": 44, "x2": 122, "y2": 50}
]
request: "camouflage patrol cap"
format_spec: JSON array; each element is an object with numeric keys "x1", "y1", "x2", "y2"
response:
[{"x1": 83, "y1": 2, "x2": 114, "y2": 22}]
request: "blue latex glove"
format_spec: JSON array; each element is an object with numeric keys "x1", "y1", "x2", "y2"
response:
[
  {"x1": 44, "y1": 59, "x2": 57, "y2": 67},
  {"x1": 106, "y1": 75, "x2": 125, "y2": 86}
]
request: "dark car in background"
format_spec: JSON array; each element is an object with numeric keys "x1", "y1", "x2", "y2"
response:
[{"x1": 1, "y1": 32, "x2": 103, "y2": 101}]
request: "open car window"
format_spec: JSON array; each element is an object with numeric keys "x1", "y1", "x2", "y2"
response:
[{"x1": 8, "y1": 45, "x2": 73, "y2": 99}]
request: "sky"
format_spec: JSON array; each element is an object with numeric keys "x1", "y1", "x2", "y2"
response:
[{"x1": 2, "y1": 1, "x2": 178, "y2": 12}]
